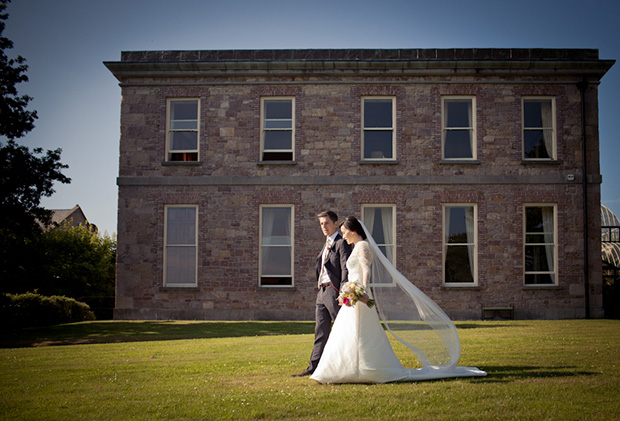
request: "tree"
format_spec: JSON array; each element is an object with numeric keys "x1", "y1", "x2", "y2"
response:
[
  {"x1": 0, "y1": 0, "x2": 71, "y2": 291},
  {"x1": 38, "y1": 223, "x2": 116, "y2": 300},
  {"x1": 0, "y1": 0, "x2": 37, "y2": 139}
]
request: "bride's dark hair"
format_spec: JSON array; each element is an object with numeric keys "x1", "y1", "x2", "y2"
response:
[{"x1": 341, "y1": 216, "x2": 367, "y2": 240}]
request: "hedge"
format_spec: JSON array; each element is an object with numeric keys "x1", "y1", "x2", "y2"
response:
[{"x1": 1, "y1": 292, "x2": 96, "y2": 328}]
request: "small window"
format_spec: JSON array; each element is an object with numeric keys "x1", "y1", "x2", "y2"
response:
[
  {"x1": 166, "y1": 99, "x2": 199, "y2": 162},
  {"x1": 261, "y1": 98, "x2": 294, "y2": 161},
  {"x1": 524, "y1": 205, "x2": 557, "y2": 285},
  {"x1": 443, "y1": 204, "x2": 477, "y2": 285},
  {"x1": 523, "y1": 98, "x2": 556, "y2": 160},
  {"x1": 442, "y1": 97, "x2": 476, "y2": 160},
  {"x1": 362, "y1": 97, "x2": 395, "y2": 160},
  {"x1": 164, "y1": 205, "x2": 198, "y2": 286},
  {"x1": 260, "y1": 205, "x2": 294, "y2": 286}
]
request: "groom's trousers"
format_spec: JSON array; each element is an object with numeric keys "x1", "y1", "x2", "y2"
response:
[{"x1": 307, "y1": 284, "x2": 341, "y2": 373}]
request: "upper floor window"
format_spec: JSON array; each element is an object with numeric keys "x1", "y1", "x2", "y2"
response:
[
  {"x1": 443, "y1": 204, "x2": 477, "y2": 285},
  {"x1": 523, "y1": 98, "x2": 556, "y2": 160},
  {"x1": 362, "y1": 97, "x2": 395, "y2": 161},
  {"x1": 259, "y1": 205, "x2": 294, "y2": 287},
  {"x1": 524, "y1": 205, "x2": 557, "y2": 285},
  {"x1": 442, "y1": 97, "x2": 476, "y2": 160},
  {"x1": 166, "y1": 99, "x2": 199, "y2": 162},
  {"x1": 164, "y1": 205, "x2": 198, "y2": 287},
  {"x1": 261, "y1": 98, "x2": 294, "y2": 161}
]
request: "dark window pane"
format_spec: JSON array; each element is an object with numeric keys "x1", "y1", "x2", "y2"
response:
[
  {"x1": 171, "y1": 101, "x2": 198, "y2": 120},
  {"x1": 169, "y1": 152, "x2": 198, "y2": 162},
  {"x1": 445, "y1": 245, "x2": 474, "y2": 283},
  {"x1": 525, "y1": 245, "x2": 553, "y2": 272},
  {"x1": 523, "y1": 101, "x2": 543, "y2": 128},
  {"x1": 264, "y1": 131, "x2": 292, "y2": 150},
  {"x1": 363, "y1": 130, "x2": 393, "y2": 159},
  {"x1": 446, "y1": 100, "x2": 471, "y2": 127},
  {"x1": 262, "y1": 152, "x2": 293, "y2": 161},
  {"x1": 525, "y1": 207, "x2": 544, "y2": 232},
  {"x1": 447, "y1": 207, "x2": 468, "y2": 243},
  {"x1": 524, "y1": 130, "x2": 551, "y2": 158},
  {"x1": 260, "y1": 277, "x2": 292, "y2": 286},
  {"x1": 364, "y1": 99, "x2": 392, "y2": 128},
  {"x1": 170, "y1": 132, "x2": 198, "y2": 151},
  {"x1": 265, "y1": 100, "x2": 292, "y2": 119},
  {"x1": 444, "y1": 130, "x2": 472, "y2": 158}
]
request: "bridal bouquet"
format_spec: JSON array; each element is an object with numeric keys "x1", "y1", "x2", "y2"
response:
[{"x1": 338, "y1": 281, "x2": 375, "y2": 308}]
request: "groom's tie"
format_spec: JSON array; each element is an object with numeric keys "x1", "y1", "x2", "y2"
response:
[{"x1": 318, "y1": 237, "x2": 333, "y2": 287}]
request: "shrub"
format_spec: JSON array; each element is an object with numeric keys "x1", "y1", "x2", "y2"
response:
[{"x1": 0, "y1": 292, "x2": 95, "y2": 328}]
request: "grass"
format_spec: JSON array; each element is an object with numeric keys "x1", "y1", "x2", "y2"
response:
[{"x1": 1, "y1": 319, "x2": 619, "y2": 420}]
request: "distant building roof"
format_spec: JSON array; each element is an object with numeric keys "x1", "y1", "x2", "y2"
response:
[{"x1": 49, "y1": 204, "x2": 96, "y2": 231}]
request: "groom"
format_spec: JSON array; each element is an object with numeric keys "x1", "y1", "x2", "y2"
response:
[{"x1": 293, "y1": 210, "x2": 352, "y2": 377}]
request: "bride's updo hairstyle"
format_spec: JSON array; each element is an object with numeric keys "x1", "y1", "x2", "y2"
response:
[{"x1": 341, "y1": 216, "x2": 367, "y2": 240}]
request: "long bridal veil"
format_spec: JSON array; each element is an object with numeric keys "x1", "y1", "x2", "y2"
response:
[{"x1": 359, "y1": 220, "x2": 486, "y2": 377}]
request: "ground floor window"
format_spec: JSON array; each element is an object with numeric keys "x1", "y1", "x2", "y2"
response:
[
  {"x1": 443, "y1": 204, "x2": 477, "y2": 285},
  {"x1": 260, "y1": 205, "x2": 294, "y2": 287},
  {"x1": 164, "y1": 205, "x2": 198, "y2": 286},
  {"x1": 524, "y1": 205, "x2": 557, "y2": 285}
]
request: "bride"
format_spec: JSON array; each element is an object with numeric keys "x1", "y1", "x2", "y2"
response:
[{"x1": 310, "y1": 217, "x2": 487, "y2": 384}]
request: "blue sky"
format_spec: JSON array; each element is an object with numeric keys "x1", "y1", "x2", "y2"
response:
[{"x1": 3, "y1": 0, "x2": 619, "y2": 235}]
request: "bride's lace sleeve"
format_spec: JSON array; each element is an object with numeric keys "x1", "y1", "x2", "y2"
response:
[{"x1": 358, "y1": 241, "x2": 372, "y2": 287}]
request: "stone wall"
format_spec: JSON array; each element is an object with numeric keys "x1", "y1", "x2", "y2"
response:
[{"x1": 108, "y1": 49, "x2": 611, "y2": 320}]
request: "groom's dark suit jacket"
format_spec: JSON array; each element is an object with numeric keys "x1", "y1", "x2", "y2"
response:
[{"x1": 315, "y1": 233, "x2": 350, "y2": 291}]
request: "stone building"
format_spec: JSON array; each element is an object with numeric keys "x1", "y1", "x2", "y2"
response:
[{"x1": 105, "y1": 48, "x2": 614, "y2": 320}]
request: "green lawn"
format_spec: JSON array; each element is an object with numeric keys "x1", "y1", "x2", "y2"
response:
[{"x1": 1, "y1": 320, "x2": 619, "y2": 420}]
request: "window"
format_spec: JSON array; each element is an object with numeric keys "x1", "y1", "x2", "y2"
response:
[
  {"x1": 523, "y1": 98, "x2": 556, "y2": 160},
  {"x1": 362, "y1": 205, "x2": 396, "y2": 266},
  {"x1": 166, "y1": 99, "x2": 199, "y2": 162},
  {"x1": 442, "y1": 97, "x2": 476, "y2": 160},
  {"x1": 260, "y1": 205, "x2": 293, "y2": 286},
  {"x1": 443, "y1": 204, "x2": 477, "y2": 285},
  {"x1": 164, "y1": 205, "x2": 198, "y2": 287},
  {"x1": 261, "y1": 98, "x2": 294, "y2": 161},
  {"x1": 362, "y1": 97, "x2": 395, "y2": 160},
  {"x1": 524, "y1": 205, "x2": 557, "y2": 285}
]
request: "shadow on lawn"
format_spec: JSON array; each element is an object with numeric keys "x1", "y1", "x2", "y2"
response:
[
  {"x1": 475, "y1": 365, "x2": 599, "y2": 383},
  {"x1": 0, "y1": 321, "x2": 316, "y2": 348}
]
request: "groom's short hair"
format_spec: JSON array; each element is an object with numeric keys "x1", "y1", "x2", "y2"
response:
[{"x1": 317, "y1": 210, "x2": 338, "y2": 223}]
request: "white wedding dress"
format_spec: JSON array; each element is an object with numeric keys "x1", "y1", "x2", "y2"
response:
[{"x1": 310, "y1": 237, "x2": 486, "y2": 384}]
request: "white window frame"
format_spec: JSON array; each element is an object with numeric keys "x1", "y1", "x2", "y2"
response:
[
  {"x1": 362, "y1": 96, "x2": 396, "y2": 161},
  {"x1": 524, "y1": 204, "x2": 558, "y2": 285},
  {"x1": 166, "y1": 98, "x2": 200, "y2": 162},
  {"x1": 260, "y1": 97, "x2": 295, "y2": 162},
  {"x1": 259, "y1": 204, "x2": 294, "y2": 287},
  {"x1": 441, "y1": 96, "x2": 477, "y2": 160},
  {"x1": 361, "y1": 204, "x2": 396, "y2": 266},
  {"x1": 522, "y1": 97, "x2": 557, "y2": 161},
  {"x1": 443, "y1": 204, "x2": 478, "y2": 286},
  {"x1": 163, "y1": 204, "x2": 198, "y2": 287}
]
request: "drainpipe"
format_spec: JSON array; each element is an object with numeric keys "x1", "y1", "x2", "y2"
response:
[{"x1": 578, "y1": 77, "x2": 591, "y2": 319}]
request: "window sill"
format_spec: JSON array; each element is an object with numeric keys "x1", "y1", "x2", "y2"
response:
[
  {"x1": 521, "y1": 159, "x2": 560, "y2": 165},
  {"x1": 159, "y1": 286, "x2": 199, "y2": 291},
  {"x1": 257, "y1": 286, "x2": 296, "y2": 291},
  {"x1": 162, "y1": 161, "x2": 201, "y2": 166},
  {"x1": 522, "y1": 285, "x2": 563, "y2": 290},
  {"x1": 360, "y1": 159, "x2": 399, "y2": 165},
  {"x1": 439, "y1": 160, "x2": 480, "y2": 165},
  {"x1": 257, "y1": 160, "x2": 297, "y2": 166},
  {"x1": 441, "y1": 285, "x2": 482, "y2": 290}
]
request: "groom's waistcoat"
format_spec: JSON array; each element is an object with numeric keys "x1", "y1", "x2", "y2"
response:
[{"x1": 316, "y1": 234, "x2": 351, "y2": 289}]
